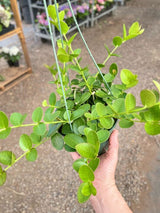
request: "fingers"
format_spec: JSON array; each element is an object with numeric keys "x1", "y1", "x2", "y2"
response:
[
  {"x1": 109, "y1": 129, "x2": 119, "y2": 159},
  {"x1": 70, "y1": 152, "x2": 80, "y2": 160}
]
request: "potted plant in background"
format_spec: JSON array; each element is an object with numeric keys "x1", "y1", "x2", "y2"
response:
[
  {"x1": 0, "y1": 46, "x2": 21, "y2": 67},
  {"x1": 0, "y1": 4, "x2": 160, "y2": 204},
  {"x1": 0, "y1": 5, "x2": 14, "y2": 35}
]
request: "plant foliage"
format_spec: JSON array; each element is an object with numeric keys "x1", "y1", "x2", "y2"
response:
[{"x1": 0, "y1": 5, "x2": 159, "y2": 204}]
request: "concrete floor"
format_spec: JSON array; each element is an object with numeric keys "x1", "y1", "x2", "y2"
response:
[{"x1": 0, "y1": 0, "x2": 160, "y2": 212}]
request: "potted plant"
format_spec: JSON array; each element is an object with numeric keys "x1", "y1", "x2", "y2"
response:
[
  {"x1": 0, "y1": 46, "x2": 21, "y2": 67},
  {"x1": 0, "y1": 4, "x2": 160, "y2": 204},
  {"x1": 76, "y1": 3, "x2": 89, "y2": 23},
  {"x1": 0, "y1": 5, "x2": 14, "y2": 35}
]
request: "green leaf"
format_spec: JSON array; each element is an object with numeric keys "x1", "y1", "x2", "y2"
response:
[
  {"x1": 113, "y1": 36, "x2": 122, "y2": 46},
  {"x1": 26, "y1": 148, "x2": 37, "y2": 162},
  {"x1": 77, "y1": 183, "x2": 91, "y2": 203},
  {"x1": 152, "y1": 90, "x2": 159, "y2": 102},
  {"x1": 33, "y1": 123, "x2": 46, "y2": 136},
  {"x1": 90, "y1": 182, "x2": 97, "y2": 196},
  {"x1": 0, "y1": 111, "x2": 9, "y2": 129},
  {"x1": 97, "y1": 129, "x2": 110, "y2": 143},
  {"x1": 140, "y1": 90, "x2": 156, "y2": 107},
  {"x1": 104, "y1": 73, "x2": 114, "y2": 83},
  {"x1": 95, "y1": 90, "x2": 107, "y2": 98},
  {"x1": 64, "y1": 144, "x2": 76, "y2": 152},
  {"x1": 73, "y1": 48, "x2": 81, "y2": 56},
  {"x1": 49, "y1": 92, "x2": 56, "y2": 106},
  {"x1": 73, "y1": 118, "x2": 85, "y2": 135},
  {"x1": 32, "y1": 107, "x2": 43, "y2": 123},
  {"x1": 76, "y1": 143, "x2": 97, "y2": 159},
  {"x1": 51, "y1": 133, "x2": 64, "y2": 150},
  {"x1": 145, "y1": 122, "x2": 160, "y2": 135},
  {"x1": 73, "y1": 158, "x2": 87, "y2": 172},
  {"x1": 120, "y1": 69, "x2": 138, "y2": 88},
  {"x1": 86, "y1": 130, "x2": 99, "y2": 153},
  {"x1": 60, "y1": 21, "x2": 69, "y2": 34},
  {"x1": 71, "y1": 109, "x2": 85, "y2": 120},
  {"x1": 143, "y1": 105, "x2": 160, "y2": 122},
  {"x1": 19, "y1": 134, "x2": 32, "y2": 151},
  {"x1": 63, "y1": 110, "x2": 71, "y2": 121},
  {"x1": 96, "y1": 103, "x2": 108, "y2": 116},
  {"x1": 47, "y1": 123, "x2": 62, "y2": 137},
  {"x1": 79, "y1": 165, "x2": 94, "y2": 182},
  {"x1": 0, "y1": 151, "x2": 16, "y2": 165},
  {"x1": 68, "y1": 64, "x2": 81, "y2": 73},
  {"x1": 129, "y1": 21, "x2": 144, "y2": 35},
  {"x1": 81, "y1": 182, "x2": 91, "y2": 196},
  {"x1": 104, "y1": 44, "x2": 111, "y2": 55},
  {"x1": 123, "y1": 24, "x2": 127, "y2": 39},
  {"x1": 79, "y1": 92, "x2": 91, "y2": 104},
  {"x1": 44, "y1": 110, "x2": 60, "y2": 122},
  {"x1": 64, "y1": 133, "x2": 84, "y2": 149},
  {"x1": 48, "y1": 5, "x2": 58, "y2": 20},
  {"x1": 112, "y1": 98, "x2": 125, "y2": 113},
  {"x1": 97, "y1": 63, "x2": 105, "y2": 68},
  {"x1": 78, "y1": 126, "x2": 86, "y2": 135},
  {"x1": 87, "y1": 77, "x2": 95, "y2": 86},
  {"x1": 68, "y1": 33, "x2": 77, "y2": 45},
  {"x1": 58, "y1": 10, "x2": 65, "y2": 21},
  {"x1": 88, "y1": 158, "x2": 100, "y2": 171},
  {"x1": 119, "y1": 119, "x2": 134, "y2": 128},
  {"x1": 10, "y1": 113, "x2": 27, "y2": 126},
  {"x1": 99, "y1": 117, "x2": 114, "y2": 129},
  {"x1": 0, "y1": 169, "x2": 6, "y2": 186},
  {"x1": 0, "y1": 127, "x2": 11, "y2": 139},
  {"x1": 57, "y1": 48, "x2": 70, "y2": 62},
  {"x1": 125, "y1": 93, "x2": 136, "y2": 112},
  {"x1": 30, "y1": 133, "x2": 41, "y2": 144},
  {"x1": 153, "y1": 80, "x2": 160, "y2": 92}
]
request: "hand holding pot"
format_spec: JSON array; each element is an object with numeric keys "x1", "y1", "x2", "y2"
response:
[{"x1": 71, "y1": 130, "x2": 132, "y2": 213}]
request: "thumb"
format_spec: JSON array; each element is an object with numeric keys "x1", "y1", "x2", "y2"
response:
[
  {"x1": 104, "y1": 129, "x2": 119, "y2": 171},
  {"x1": 70, "y1": 152, "x2": 80, "y2": 161}
]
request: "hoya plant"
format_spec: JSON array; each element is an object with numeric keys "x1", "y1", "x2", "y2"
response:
[{"x1": 0, "y1": 4, "x2": 160, "y2": 203}]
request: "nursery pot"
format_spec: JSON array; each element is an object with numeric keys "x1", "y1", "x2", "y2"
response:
[
  {"x1": 0, "y1": 24, "x2": 15, "y2": 36},
  {"x1": 7, "y1": 60, "x2": 19, "y2": 67}
]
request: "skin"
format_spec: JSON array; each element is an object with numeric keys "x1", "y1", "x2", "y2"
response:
[{"x1": 71, "y1": 130, "x2": 133, "y2": 213}]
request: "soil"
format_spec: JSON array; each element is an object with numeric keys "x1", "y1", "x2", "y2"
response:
[{"x1": 0, "y1": 0, "x2": 160, "y2": 212}]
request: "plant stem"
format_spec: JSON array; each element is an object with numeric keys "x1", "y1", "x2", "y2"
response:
[
  {"x1": 0, "y1": 120, "x2": 67, "y2": 133},
  {"x1": 4, "y1": 139, "x2": 48, "y2": 172},
  {"x1": 102, "y1": 45, "x2": 118, "y2": 66},
  {"x1": 64, "y1": 34, "x2": 92, "y2": 94}
]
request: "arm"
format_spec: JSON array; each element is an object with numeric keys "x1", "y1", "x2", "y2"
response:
[{"x1": 90, "y1": 130, "x2": 132, "y2": 213}]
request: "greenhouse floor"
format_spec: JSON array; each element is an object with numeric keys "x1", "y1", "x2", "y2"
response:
[{"x1": 0, "y1": 0, "x2": 160, "y2": 212}]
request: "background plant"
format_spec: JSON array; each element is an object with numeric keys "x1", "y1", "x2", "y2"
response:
[
  {"x1": 0, "y1": 4, "x2": 160, "y2": 203},
  {"x1": 0, "y1": 5, "x2": 11, "y2": 31},
  {"x1": 0, "y1": 46, "x2": 21, "y2": 63}
]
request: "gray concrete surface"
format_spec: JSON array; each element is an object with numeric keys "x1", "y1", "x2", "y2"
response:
[{"x1": 0, "y1": 0, "x2": 160, "y2": 212}]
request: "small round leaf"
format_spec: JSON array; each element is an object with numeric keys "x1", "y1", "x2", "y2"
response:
[
  {"x1": 0, "y1": 111, "x2": 9, "y2": 129},
  {"x1": 19, "y1": 134, "x2": 32, "y2": 151},
  {"x1": 32, "y1": 107, "x2": 43, "y2": 123},
  {"x1": 51, "y1": 133, "x2": 64, "y2": 150},
  {"x1": 0, "y1": 151, "x2": 16, "y2": 165},
  {"x1": 79, "y1": 165, "x2": 94, "y2": 182},
  {"x1": 26, "y1": 148, "x2": 37, "y2": 162}
]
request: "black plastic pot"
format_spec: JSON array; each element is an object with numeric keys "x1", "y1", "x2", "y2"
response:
[
  {"x1": 19, "y1": 0, "x2": 31, "y2": 24},
  {"x1": 0, "y1": 24, "x2": 15, "y2": 36},
  {"x1": 7, "y1": 60, "x2": 19, "y2": 67}
]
